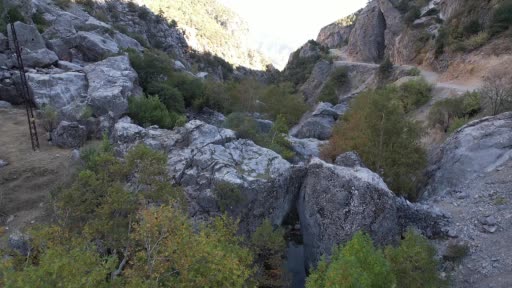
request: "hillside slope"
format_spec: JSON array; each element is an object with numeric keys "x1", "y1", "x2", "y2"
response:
[{"x1": 139, "y1": 0, "x2": 270, "y2": 70}]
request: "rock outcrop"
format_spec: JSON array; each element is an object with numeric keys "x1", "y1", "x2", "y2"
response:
[
  {"x1": 316, "y1": 22, "x2": 353, "y2": 49},
  {"x1": 422, "y1": 112, "x2": 512, "y2": 288},
  {"x1": 112, "y1": 120, "x2": 296, "y2": 234},
  {"x1": 84, "y1": 55, "x2": 140, "y2": 119},
  {"x1": 298, "y1": 158, "x2": 399, "y2": 269},
  {"x1": 290, "y1": 102, "x2": 345, "y2": 140},
  {"x1": 346, "y1": 0, "x2": 386, "y2": 63},
  {"x1": 424, "y1": 112, "x2": 512, "y2": 198}
]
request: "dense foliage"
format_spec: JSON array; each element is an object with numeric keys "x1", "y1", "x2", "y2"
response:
[
  {"x1": 1, "y1": 142, "x2": 255, "y2": 287},
  {"x1": 322, "y1": 82, "x2": 429, "y2": 199},
  {"x1": 307, "y1": 231, "x2": 443, "y2": 288},
  {"x1": 428, "y1": 91, "x2": 482, "y2": 132}
]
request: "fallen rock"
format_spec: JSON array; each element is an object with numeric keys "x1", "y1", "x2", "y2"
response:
[
  {"x1": 287, "y1": 136, "x2": 327, "y2": 161},
  {"x1": 84, "y1": 55, "x2": 140, "y2": 118},
  {"x1": 52, "y1": 121, "x2": 87, "y2": 148}
]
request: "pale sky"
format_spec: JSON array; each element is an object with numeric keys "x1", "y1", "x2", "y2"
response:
[{"x1": 219, "y1": 0, "x2": 367, "y2": 69}]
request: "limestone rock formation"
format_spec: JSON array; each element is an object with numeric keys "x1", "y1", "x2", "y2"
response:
[
  {"x1": 84, "y1": 55, "x2": 140, "y2": 119},
  {"x1": 298, "y1": 158, "x2": 400, "y2": 269},
  {"x1": 425, "y1": 112, "x2": 512, "y2": 198},
  {"x1": 316, "y1": 22, "x2": 353, "y2": 49}
]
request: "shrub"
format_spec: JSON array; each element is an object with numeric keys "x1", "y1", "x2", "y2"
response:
[
  {"x1": 169, "y1": 19, "x2": 178, "y2": 28},
  {"x1": 480, "y1": 65, "x2": 512, "y2": 115},
  {"x1": 307, "y1": 231, "x2": 395, "y2": 288},
  {"x1": 462, "y1": 19, "x2": 481, "y2": 37},
  {"x1": 385, "y1": 230, "x2": 445, "y2": 288},
  {"x1": 128, "y1": 96, "x2": 184, "y2": 129},
  {"x1": 55, "y1": 0, "x2": 72, "y2": 9},
  {"x1": 322, "y1": 86, "x2": 426, "y2": 199},
  {"x1": 404, "y1": 6, "x2": 421, "y2": 25},
  {"x1": 126, "y1": 0, "x2": 138, "y2": 13},
  {"x1": 75, "y1": 0, "x2": 95, "y2": 13},
  {"x1": 407, "y1": 67, "x2": 421, "y2": 76},
  {"x1": 447, "y1": 116, "x2": 470, "y2": 133},
  {"x1": 307, "y1": 230, "x2": 443, "y2": 288},
  {"x1": 318, "y1": 67, "x2": 349, "y2": 105},
  {"x1": 428, "y1": 91, "x2": 482, "y2": 131},
  {"x1": 137, "y1": 7, "x2": 151, "y2": 21},
  {"x1": 6, "y1": 7, "x2": 25, "y2": 23},
  {"x1": 464, "y1": 32, "x2": 490, "y2": 51},
  {"x1": 259, "y1": 82, "x2": 308, "y2": 126},
  {"x1": 214, "y1": 182, "x2": 246, "y2": 212},
  {"x1": 147, "y1": 82, "x2": 185, "y2": 113},
  {"x1": 251, "y1": 219, "x2": 287, "y2": 287},
  {"x1": 443, "y1": 240, "x2": 470, "y2": 262},
  {"x1": 396, "y1": 79, "x2": 433, "y2": 113},
  {"x1": 379, "y1": 57, "x2": 394, "y2": 79},
  {"x1": 40, "y1": 105, "x2": 58, "y2": 138},
  {"x1": 490, "y1": 0, "x2": 512, "y2": 35},
  {"x1": 32, "y1": 10, "x2": 48, "y2": 33}
]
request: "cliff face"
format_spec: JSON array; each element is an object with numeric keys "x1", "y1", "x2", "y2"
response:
[{"x1": 138, "y1": 0, "x2": 270, "y2": 70}]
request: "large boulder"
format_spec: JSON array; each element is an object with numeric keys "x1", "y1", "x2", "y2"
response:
[
  {"x1": 69, "y1": 31, "x2": 119, "y2": 62},
  {"x1": 84, "y1": 55, "x2": 140, "y2": 119},
  {"x1": 290, "y1": 102, "x2": 343, "y2": 140},
  {"x1": 27, "y1": 71, "x2": 88, "y2": 120},
  {"x1": 113, "y1": 120, "x2": 295, "y2": 233},
  {"x1": 7, "y1": 22, "x2": 46, "y2": 51},
  {"x1": 287, "y1": 137, "x2": 327, "y2": 162},
  {"x1": 52, "y1": 121, "x2": 87, "y2": 148},
  {"x1": 424, "y1": 112, "x2": 512, "y2": 198},
  {"x1": 20, "y1": 48, "x2": 59, "y2": 68},
  {"x1": 298, "y1": 158, "x2": 400, "y2": 269}
]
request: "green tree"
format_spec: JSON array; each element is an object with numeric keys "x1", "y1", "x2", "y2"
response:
[
  {"x1": 128, "y1": 95, "x2": 184, "y2": 129},
  {"x1": 306, "y1": 232, "x2": 396, "y2": 288},
  {"x1": 125, "y1": 206, "x2": 254, "y2": 287},
  {"x1": 385, "y1": 230, "x2": 444, "y2": 288},
  {"x1": 322, "y1": 87, "x2": 426, "y2": 199}
]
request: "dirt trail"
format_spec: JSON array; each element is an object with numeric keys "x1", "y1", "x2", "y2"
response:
[{"x1": 0, "y1": 107, "x2": 76, "y2": 246}]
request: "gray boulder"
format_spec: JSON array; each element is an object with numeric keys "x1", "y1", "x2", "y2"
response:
[
  {"x1": 52, "y1": 121, "x2": 87, "y2": 148},
  {"x1": 298, "y1": 158, "x2": 399, "y2": 269},
  {"x1": 424, "y1": 112, "x2": 512, "y2": 198},
  {"x1": 335, "y1": 151, "x2": 365, "y2": 168},
  {"x1": 20, "y1": 48, "x2": 59, "y2": 68},
  {"x1": 0, "y1": 100, "x2": 12, "y2": 109},
  {"x1": 291, "y1": 102, "x2": 342, "y2": 140},
  {"x1": 7, "y1": 22, "x2": 46, "y2": 51},
  {"x1": 113, "y1": 32, "x2": 144, "y2": 52},
  {"x1": 27, "y1": 71, "x2": 88, "y2": 120},
  {"x1": 84, "y1": 55, "x2": 140, "y2": 118},
  {"x1": 70, "y1": 31, "x2": 119, "y2": 62},
  {"x1": 0, "y1": 159, "x2": 8, "y2": 167},
  {"x1": 291, "y1": 116, "x2": 336, "y2": 140},
  {"x1": 187, "y1": 107, "x2": 225, "y2": 127},
  {"x1": 287, "y1": 136, "x2": 327, "y2": 161}
]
